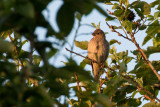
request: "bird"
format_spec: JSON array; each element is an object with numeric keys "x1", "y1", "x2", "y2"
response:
[{"x1": 88, "y1": 29, "x2": 109, "y2": 81}]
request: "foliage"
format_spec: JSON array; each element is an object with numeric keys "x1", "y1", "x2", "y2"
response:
[{"x1": 0, "y1": 0, "x2": 160, "y2": 107}]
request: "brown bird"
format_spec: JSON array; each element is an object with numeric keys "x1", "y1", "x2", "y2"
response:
[{"x1": 88, "y1": 29, "x2": 109, "y2": 81}]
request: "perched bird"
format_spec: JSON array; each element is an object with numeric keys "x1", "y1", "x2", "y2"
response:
[{"x1": 88, "y1": 29, "x2": 109, "y2": 81}]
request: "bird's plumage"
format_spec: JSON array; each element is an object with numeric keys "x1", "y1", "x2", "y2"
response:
[{"x1": 88, "y1": 29, "x2": 109, "y2": 80}]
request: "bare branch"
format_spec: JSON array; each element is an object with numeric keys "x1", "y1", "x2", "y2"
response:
[
  {"x1": 106, "y1": 22, "x2": 132, "y2": 42},
  {"x1": 129, "y1": 33, "x2": 160, "y2": 81}
]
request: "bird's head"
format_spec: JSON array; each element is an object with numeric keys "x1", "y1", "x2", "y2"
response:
[{"x1": 92, "y1": 29, "x2": 105, "y2": 38}]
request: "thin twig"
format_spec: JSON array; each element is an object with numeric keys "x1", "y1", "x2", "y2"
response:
[
  {"x1": 137, "y1": 86, "x2": 152, "y2": 102},
  {"x1": 66, "y1": 48, "x2": 88, "y2": 59},
  {"x1": 65, "y1": 48, "x2": 98, "y2": 63},
  {"x1": 99, "y1": 78, "x2": 107, "y2": 93},
  {"x1": 75, "y1": 72, "x2": 80, "y2": 91},
  {"x1": 75, "y1": 71, "x2": 81, "y2": 102},
  {"x1": 106, "y1": 22, "x2": 132, "y2": 42}
]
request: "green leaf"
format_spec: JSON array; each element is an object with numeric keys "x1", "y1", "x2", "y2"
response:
[
  {"x1": 147, "y1": 15, "x2": 154, "y2": 21},
  {"x1": 137, "y1": 77, "x2": 143, "y2": 87},
  {"x1": 109, "y1": 39, "x2": 119, "y2": 45},
  {"x1": 132, "y1": 90, "x2": 139, "y2": 98},
  {"x1": 80, "y1": 100, "x2": 92, "y2": 107},
  {"x1": 76, "y1": 91, "x2": 92, "y2": 99},
  {"x1": 114, "y1": 9, "x2": 124, "y2": 17},
  {"x1": 135, "y1": 8, "x2": 144, "y2": 18},
  {"x1": 91, "y1": 23, "x2": 97, "y2": 28},
  {"x1": 22, "y1": 40, "x2": 28, "y2": 46},
  {"x1": 131, "y1": 1, "x2": 151, "y2": 15},
  {"x1": 133, "y1": 60, "x2": 145, "y2": 70},
  {"x1": 81, "y1": 80, "x2": 97, "y2": 91},
  {"x1": 119, "y1": 0, "x2": 129, "y2": 6},
  {"x1": 74, "y1": 40, "x2": 88, "y2": 50},
  {"x1": 0, "y1": 39, "x2": 14, "y2": 53},
  {"x1": 153, "y1": 33, "x2": 160, "y2": 47},
  {"x1": 47, "y1": 48, "x2": 57, "y2": 59},
  {"x1": 63, "y1": 59, "x2": 93, "y2": 81},
  {"x1": 105, "y1": 2, "x2": 113, "y2": 5},
  {"x1": 122, "y1": 20, "x2": 132, "y2": 32},
  {"x1": 143, "y1": 102, "x2": 157, "y2": 107},
  {"x1": 154, "y1": 11, "x2": 160, "y2": 19},
  {"x1": 124, "y1": 56, "x2": 133, "y2": 64},
  {"x1": 142, "y1": 35, "x2": 152, "y2": 46},
  {"x1": 146, "y1": 46, "x2": 160, "y2": 56},
  {"x1": 105, "y1": 17, "x2": 115, "y2": 21},
  {"x1": 0, "y1": 30, "x2": 12, "y2": 39},
  {"x1": 103, "y1": 75, "x2": 125, "y2": 98},
  {"x1": 112, "y1": 3, "x2": 120, "y2": 9},
  {"x1": 33, "y1": 55, "x2": 41, "y2": 66},
  {"x1": 93, "y1": 94, "x2": 112, "y2": 107},
  {"x1": 139, "y1": 25, "x2": 147, "y2": 30},
  {"x1": 150, "y1": 0, "x2": 160, "y2": 7},
  {"x1": 75, "y1": 12, "x2": 82, "y2": 21},
  {"x1": 119, "y1": 62, "x2": 127, "y2": 73},
  {"x1": 80, "y1": 58, "x2": 90, "y2": 68},
  {"x1": 16, "y1": 2, "x2": 35, "y2": 18},
  {"x1": 146, "y1": 20, "x2": 160, "y2": 36},
  {"x1": 57, "y1": 3, "x2": 75, "y2": 35}
]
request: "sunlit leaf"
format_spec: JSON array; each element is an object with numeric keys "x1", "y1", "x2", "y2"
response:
[
  {"x1": 114, "y1": 9, "x2": 124, "y2": 17},
  {"x1": 131, "y1": 1, "x2": 151, "y2": 15},
  {"x1": 0, "y1": 39, "x2": 14, "y2": 53},
  {"x1": 122, "y1": 20, "x2": 132, "y2": 32},
  {"x1": 142, "y1": 34, "x2": 152, "y2": 46},
  {"x1": 143, "y1": 102, "x2": 157, "y2": 107},
  {"x1": 146, "y1": 20, "x2": 160, "y2": 36},
  {"x1": 74, "y1": 40, "x2": 88, "y2": 50},
  {"x1": 80, "y1": 58, "x2": 90, "y2": 68},
  {"x1": 154, "y1": 11, "x2": 160, "y2": 19}
]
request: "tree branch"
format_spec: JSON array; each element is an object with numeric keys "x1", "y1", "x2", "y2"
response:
[
  {"x1": 65, "y1": 48, "x2": 160, "y2": 102},
  {"x1": 129, "y1": 33, "x2": 160, "y2": 81},
  {"x1": 75, "y1": 72, "x2": 80, "y2": 91},
  {"x1": 99, "y1": 78, "x2": 107, "y2": 93},
  {"x1": 106, "y1": 22, "x2": 132, "y2": 42},
  {"x1": 106, "y1": 22, "x2": 160, "y2": 81}
]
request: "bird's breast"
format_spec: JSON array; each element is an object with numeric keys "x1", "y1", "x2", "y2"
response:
[{"x1": 88, "y1": 38, "x2": 109, "y2": 63}]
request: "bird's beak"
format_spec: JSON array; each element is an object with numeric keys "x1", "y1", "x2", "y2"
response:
[{"x1": 92, "y1": 33, "x2": 95, "y2": 36}]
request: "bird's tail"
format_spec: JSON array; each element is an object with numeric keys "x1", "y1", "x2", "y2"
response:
[{"x1": 93, "y1": 63, "x2": 100, "y2": 81}]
